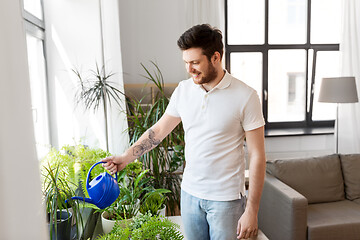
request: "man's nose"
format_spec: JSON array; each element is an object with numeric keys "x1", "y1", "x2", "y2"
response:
[{"x1": 186, "y1": 63, "x2": 194, "y2": 73}]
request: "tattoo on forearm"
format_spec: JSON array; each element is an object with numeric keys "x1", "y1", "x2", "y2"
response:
[{"x1": 133, "y1": 129, "x2": 161, "y2": 157}]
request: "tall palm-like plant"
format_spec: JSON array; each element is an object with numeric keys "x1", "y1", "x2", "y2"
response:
[
  {"x1": 42, "y1": 162, "x2": 83, "y2": 240},
  {"x1": 126, "y1": 61, "x2": 185, "y2": 215},
  {"x1": 73, "y1": 63, "x2": 124, "y2": 151}
]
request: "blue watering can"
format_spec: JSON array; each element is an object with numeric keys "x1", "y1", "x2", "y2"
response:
[{"x1": 66, "y1": 161, "x2": 120, "y2": 209}]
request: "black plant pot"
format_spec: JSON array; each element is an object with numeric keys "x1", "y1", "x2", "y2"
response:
[{"x1": 48, "y1": 210, "x2": 73, "y2": 240}]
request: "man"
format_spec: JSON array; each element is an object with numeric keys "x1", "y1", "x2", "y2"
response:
[{"x1": 102, "y1": 24, "x2": 266, "y2": 240}]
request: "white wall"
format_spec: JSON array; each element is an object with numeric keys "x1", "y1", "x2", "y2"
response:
[
  {"x1": 0, "y1": 0, "x2": 47, "y2": 239},
  {"x1": 44, "y1": 0, "x2": 128, "y2": 154},
  {"x1": 118, "y1": 0, "x2": 188, "y2": 84},
  {"x1": 265, "y1": 134, "x2": 334, "y2": 160}
]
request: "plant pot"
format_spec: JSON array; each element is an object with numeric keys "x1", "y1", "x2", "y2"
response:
[
  {"x1": 101, "y1": 211, "x2": 132, "y2": 234},
  {"x1": 101, "y1": 211, "x2": 115, "y2": 234},
  {"x1": 48, "y1": 210, "x2": 73, "y2": 240},
  {"x1": 157, "y1": 205, "x2": 166, "y2": 216}
]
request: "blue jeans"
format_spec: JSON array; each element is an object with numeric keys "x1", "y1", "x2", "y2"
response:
[{"x1": 180, "y1": 190, "x2": 246, "y2": 240}]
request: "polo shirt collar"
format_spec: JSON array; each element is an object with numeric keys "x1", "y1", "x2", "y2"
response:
[{"x1": 214, "y1": 70, "x2": 231, "y2": 90}]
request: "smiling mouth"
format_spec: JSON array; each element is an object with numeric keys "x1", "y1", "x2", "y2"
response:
[{"x1": 192, "y1": 73, "x2": 201, "y2": 79}]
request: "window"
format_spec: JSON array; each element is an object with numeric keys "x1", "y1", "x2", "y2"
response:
[
  {"x1": 225, "y1": 0, "x2": 342, "y2": 129},
  {"x1": 22, "y1": 0, "x2": 50, "y2": 158}
]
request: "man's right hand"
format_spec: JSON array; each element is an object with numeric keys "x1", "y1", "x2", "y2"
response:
[{"x1": 101, "y1": 155, "x2": 130, "y2": 174}]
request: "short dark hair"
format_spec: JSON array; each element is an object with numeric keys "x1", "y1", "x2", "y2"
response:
[{"x1": 177, "y1": 24, "x2": 223, "y2": 61}]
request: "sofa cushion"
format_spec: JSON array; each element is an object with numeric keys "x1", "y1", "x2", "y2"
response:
[
  {"x1": 353, "y1": 198, "x2": 360, "y2": 205},
  {"x1": 340, "y1": 154, "x2": 360, "y2": 200},
  {"x1": 307, "y1": 200, "x2": 360, "y2": 240},
  {"x1": 266, "y1": 154, "x2": 344, "y2": 203}
]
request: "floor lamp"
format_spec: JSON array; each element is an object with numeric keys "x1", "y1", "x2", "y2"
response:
[{"x1": 318, "y1": 77, "x2": 359, "y2": 154}]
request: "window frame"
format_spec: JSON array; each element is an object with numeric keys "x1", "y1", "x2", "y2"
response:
[
  {"x1": 22, "y1": 0, "x2": 52, "y2": 156},
  {"x1": 224, "y1": 0, "x2": 338, "y2": 130}
]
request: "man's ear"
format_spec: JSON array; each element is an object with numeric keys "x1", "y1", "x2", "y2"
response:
[{"x1": 212, "y1": 51, "x2": 221, "y2": 63}]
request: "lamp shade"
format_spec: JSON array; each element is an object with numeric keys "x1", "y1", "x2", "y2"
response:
[{"x1": 318, "y1": 77, "x2": 359, "y2": 103}]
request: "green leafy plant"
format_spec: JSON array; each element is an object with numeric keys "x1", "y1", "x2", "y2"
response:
[
  {"x1": 42, "y1": 143, "x2": 114, "y2": 239},
  {"x1": 125, "y1": 61, "x2": 185, "y2": 215},
  {"x1": 102, "y1": 161, "x2": 170, "y2": 221},
  {"x1": 139, "y1": 191, "x2": 168, "y2": 216},
  {"x1": 73, "y1": 63, "x2": 124, "y2": 151},
  {"x1": 62, "y1": 144, "x2": 111, "y2": 198},
  {"x1": 97, "y1": 212, "x2": 184, "y2": 240},
  {"x1": 41, "y1": 162, "x2": 82, "y2": 239},
  {"x1": 42, "y1": 144, "x2": 112, "y2": 201}
]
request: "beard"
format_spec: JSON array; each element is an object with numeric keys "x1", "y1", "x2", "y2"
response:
[{"x1": 192, "y1": 62, "x2": 218, "y2": 85}]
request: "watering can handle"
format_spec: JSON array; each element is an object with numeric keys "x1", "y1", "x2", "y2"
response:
[{"x1": 86, "y1": 161, "x2": 118, "y2": 188}]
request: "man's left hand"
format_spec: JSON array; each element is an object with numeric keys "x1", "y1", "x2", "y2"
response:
[{"x1": 236, "y1": 209, "x2": 258, "y2": 239}]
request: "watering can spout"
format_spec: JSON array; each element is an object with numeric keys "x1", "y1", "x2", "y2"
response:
[
  {"x1": 67, "y1": 196, "x2": 95, "y2": 204},
  {"x1": 65, "y1": 196, "x2": 95, "y2": 205}
]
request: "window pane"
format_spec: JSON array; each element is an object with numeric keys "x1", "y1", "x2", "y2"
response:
[
  {"x1": 269, "y1": 0, "x2": 307, "y2": 44},
  {"x1": 227, "y1": 0, "x2": 264, "y2": 44},
  {"x1": 268, "y1": 50, "x2": 306, "y2": 122},
  {"x1": 312, "y1": 51, "x2": 340, "y2": 120},
  {"x1": 26, "y1": 34, "x2": 49, "y2": 159},
  {"x1": 23, "y1": 0, "x2": 43, "y2": 20},
  {"x1": 311, "y1": 0, "x2": 342, "y2": 44},
  {"x1": 230, "y1": 52, "x2": 263, "y2": 102}
]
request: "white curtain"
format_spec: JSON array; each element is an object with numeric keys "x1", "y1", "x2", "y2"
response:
[
  {"x1": 338, "y1": 0, "x2": 360, "y2": 154},
  {"x1": 184, "y1": 0, "x2": 225, "y2": 68},
  {"x1": 184, "y1": 0, "x2": 225, "y2": 35},
  {"x1": 0, "y1": 0, "x2": 48, "y2": 239}
]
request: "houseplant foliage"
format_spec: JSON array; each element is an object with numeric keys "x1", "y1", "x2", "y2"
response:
[
  {"x1": 101, "y1": 161, "x2": 170, "y2": 221},
  {"x1": 41, "y1": 144, "x2": 112, "y2": 239},
  {"x1": 41, "y1": 162, "x2": 81, "y2": 240},
  {"x1": 97, "y1": 212, "x2": 184, "y2": 240},
  {"x1": 42, "y1": 144, "x2": 112, "y2": 197},
  {"x1": 126, "y1": 61, "x2": 185, "y2": 215},
  {"x1": 73, "y1": 63, "x2": 124, "y2": 151},
  {"x1": 139, "y1": 191, "x2": 168, "y2": 216}
]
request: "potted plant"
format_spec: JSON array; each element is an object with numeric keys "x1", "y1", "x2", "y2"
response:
[
  {"x1": 41, "y1": 162, "x2": 82, "y2": 240},
  {"x1": 125, "y1": 61, "x2": 185, "y2": 215},
  {"x1": 139, "y1": 191, "x2": 168, "y2": 216},
  {"x1": 42, "y1": 143, "x2": 112, "y2": 239},
  {"x1": 73, "y1": 63, "x2": 124, "y2": 151},
  {"x1": 98, "y1": 212, "x2": 184, "y2": 240},
  {"x1": 101, "y1": 161, "x2": 170, "y2": 234}
]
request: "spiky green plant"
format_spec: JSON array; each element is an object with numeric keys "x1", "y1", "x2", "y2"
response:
[
  {"x1": 125, "y1": 61, "x2": 185, "y2": 215},
  {"x1": 73, "y1": 63, "x2": 124, "y2": 151},
  {"x1": 42, "y1": 162, "x2": 83, "y2": 240}
]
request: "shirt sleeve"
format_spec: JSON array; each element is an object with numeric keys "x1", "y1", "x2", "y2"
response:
[
  {"x1": 165, "y1": 83, "x2": 181, "y2": 117},
  {"x1": 241, "y1": 90, "x2": 265, "y2": 131}
]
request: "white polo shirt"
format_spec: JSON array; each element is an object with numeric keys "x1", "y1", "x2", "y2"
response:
[{"x1": 166, "y1": 71, "x2": 264, "y2": 201}]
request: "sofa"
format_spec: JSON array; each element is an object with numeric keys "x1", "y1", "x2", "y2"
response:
[{"x1": 258, "y1": 154, "x2": 360, "y2": 240}]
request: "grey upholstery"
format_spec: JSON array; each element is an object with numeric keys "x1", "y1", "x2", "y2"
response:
[
  {"x1": 340, "y1": 154, "x2": 360, "y2": 200},
  {"x1": 259, "y1": 154, "x2": 360, "y2": 240},
  {"x1": 308, "y1": 200, "x2": 360, "y2": 240},
  {"x1": 258, "y1": 174, "x2": 307, "y2": 240},
  {"x1": 266, "y1": 154, "x2": 344, "y2": 203}
]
